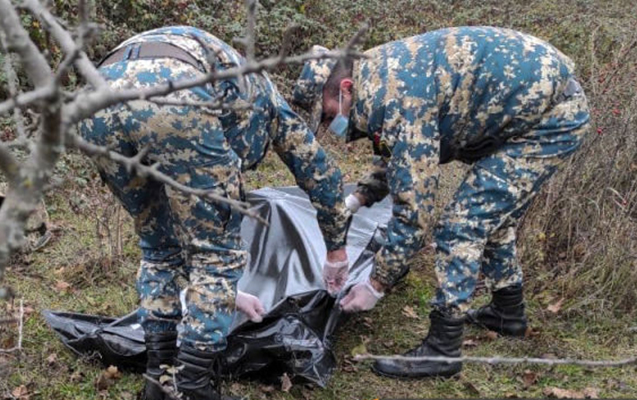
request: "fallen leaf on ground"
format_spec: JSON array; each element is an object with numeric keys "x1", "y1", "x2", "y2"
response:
[
  {"x1": 462, "y1": 380, "x2": 481, "y2": 396},
  {"x1": 281, "y1": 373, "x2": 292, "y2": 392},
  {"x1": 401, "y1": 305, "x2": 420, "y2": 319},
  {"x1": 69, "y1": 369, "x2": 84, "y2": 382},
  {"x1": 54, "y1": 280, "x2": 72, "y2": 293},
  {"x1": 95, "y1": 366, "x2": 122, "y2": 392},
  {"x1": 547, "y1": 298, "x2": 565, "y2": 314},
  {"x1": 485, "y1": 330, "x2": 499, "y2": 340},
  {"x1": 46, "y1": 353, "x2": 57, "y2": 366},
  {"x1": 521, "y1": 370, "x2": 538, "y2": 389},
  {"x1": 543, "y1": 387, "x2": 585, "y2": 399},
  {"x1": 11, "y1": 385, "x2": 30, "y2": 400},
  {"x1": 22, "y1": 306, "x2": 35, "y2": 315},
  {"x1": 350, "y1": 342, "x2": 368, "y2": 357},
  {"x1": 104, "y1": 365, "x2": 122, "y2": 379},
  {"x1": 119, "y1": 391, "x2": 135, "y2": 400},
  {"x1": 583, "y1": 387, "x2": 600, "y2": 398},
  {"x1": 463, "y1": 339, "x2": 478, "y2": 347},
  {"x1": 524, "y1": 326, "x2": 540, "y2": 338}
]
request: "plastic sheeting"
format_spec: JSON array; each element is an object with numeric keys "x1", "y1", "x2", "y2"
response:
[{"x1": 43, "y1": 185, "x2": 392, "y2": 387}]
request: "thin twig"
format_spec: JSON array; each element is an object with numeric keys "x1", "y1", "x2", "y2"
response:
[
  {"x1": 70, "y1": 135, "x2": 270, "y2": 225},
  {"x1": 354, "y1": 353, "x2": 637, "y2": 367},
  {"x1": 22, "y1": 0, "x2": 106, "y2": 88},
  {"x1": 0, "y1": 32, "x2": 28, "y2": 140},
  {"x1": 65, "y1": 46, "x2": 367, "y2": 125}
]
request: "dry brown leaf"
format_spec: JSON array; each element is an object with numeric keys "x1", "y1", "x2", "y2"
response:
[
  {"x1": 119, "y1": 391, "x2": 135, "y2": 400},
  {"x1": 401, "y1": 305, "x2": 420, "y2": 319},
  {"x1": 547, "y1": 298, "x2": 565, "y2": 314},
  {"x1": 94, "y1": 373, "x2": 110, "y2": 392},
  {"x1": 382, "y1": 340, "x2": 394, "y2": 348},
  {"x1": 104, "y1": 365, "x2": 122, "y2": 380},
  {"x1": 522, "y1": 370, "x2": 538, "y2": 389},
  {"x1": 485, "y1": 330, "x2": 499, "y2": 340},
  {"x1": 54, "y1": 280, "x2": 72, "y2": 293},
  {"x1": 11, "y1": 385, "x2": 30, "y2": 400},
  {"x1": 46, "y1": 353, "x2": 58, "y2": 366},
  {"x1": 69, "y1": 369, "x2": 84, "y2": 382},
  {"x1": 543, "y1": 387, "x2": 585, "y2": 399},
  {"x1": 2, "y1": 335, "x2": 16, "y2": 348},
  {"x1": 583, "y1": 387, "x2": 600, "y2": 399},
  {"x1": 462, "y1": 380, "x2": 481, "y2": 396},
  {"x1": 95, "y1": 366, "x2": 122, "y2": 392},
  {"x1": 462, "y1": 339, "x2": 478, "y2": 347},
  {"x1": 524, "y1": 326, "x2": 539, "y2": 338},
  {"x1": 281, "y1": 373, "x2": 293, "y2": 393},
  {"x1": 22, "y1": 306, "x2": 35, "y2": 315}
]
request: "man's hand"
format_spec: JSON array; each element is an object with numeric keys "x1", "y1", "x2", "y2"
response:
[
  {"x1": 236, "y1": 290, "x2": 266, "y2": 323},
  {"x1": 323, "y1": 248, "x2": 349, "y2": 296},
  {"x1": 340, "y1": 277, "x2": 385, "y2": 312}
]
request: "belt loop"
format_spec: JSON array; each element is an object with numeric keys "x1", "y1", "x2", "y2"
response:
[
  {"x1": 129, "y1": 43, "x2": 141, "y2": 61},
  {"x1": 122, "y1": 44, "x2": 134, "y2": 62}
]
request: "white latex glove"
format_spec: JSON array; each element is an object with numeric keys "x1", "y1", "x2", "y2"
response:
[
  {"x1": 323, "y1": 259, "x2": 349, "y2": 296},
  {"x1": 236, "y1": 290, "x2": 266, "y2": 323},
  {"x1": 345, "y1": 193, "x2": 362, "y2": 213},
  {"x1": 340, "y1": 278, "x2": 384, "y2": 313}
]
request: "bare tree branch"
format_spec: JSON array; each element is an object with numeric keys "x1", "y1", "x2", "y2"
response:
[
  {"x1": 0, "y1": 33, "x2": 28, "y2": 140},
  {"x1": 65, "y1": 47, "x2": 366, "y2": 125},
  {"x1": 354, "y1": 353, "x2": 637, "y2": 368},
  {"x1": 22, "y1": 0, "x2": 106, "y2": 89},
  {"x1": 69, "y1": 134, "x2": 269, "y2": 225},
  {"x1": 0, "y1": 85, "x2": 56, "y2": 116},
  {"x1": 0, "y1": 0, "x2": 52, "y2": 87}
]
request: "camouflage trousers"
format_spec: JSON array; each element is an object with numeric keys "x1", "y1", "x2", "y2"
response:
[
  {"x1": 79, "y1": 57, "x2": 247, "y2": 351},
  {"x1": 431, "y1": 82, "x2": 591, "y2": 314}
]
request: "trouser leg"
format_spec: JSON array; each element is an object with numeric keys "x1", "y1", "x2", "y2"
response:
[{"x1": 432, "y1": 88, "x2": 590, "y2": 315}]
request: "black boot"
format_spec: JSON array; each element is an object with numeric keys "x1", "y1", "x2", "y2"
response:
[
  {"x1": 173, "y1": 343, "x2": 237, "y2": 400},
  {"x1": 466, "y1": 285, "x2": 528, "y2": 337},
  {"x1": 372, "y1": 309, "x2": 464, "y2": 379},
  {"x1": 141, "y1": 331, "x2": 178, "y2": 400}
]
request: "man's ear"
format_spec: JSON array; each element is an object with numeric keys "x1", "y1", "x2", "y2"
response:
[{"x1": 340, "y1": 78, "x2": 354, "y2": 94}]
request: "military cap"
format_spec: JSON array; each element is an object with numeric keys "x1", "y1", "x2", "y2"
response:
[{"x1": 292, "y1": 45, "x2": 337, "y2": 133}]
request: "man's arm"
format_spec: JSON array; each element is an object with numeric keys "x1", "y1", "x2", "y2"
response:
[{"x1": 270, "y1": 94, "x2": 351, "y2": 252}]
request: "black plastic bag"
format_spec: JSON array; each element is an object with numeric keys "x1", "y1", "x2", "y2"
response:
[{"x1": 43, "y1": 185, "x2": 392, "y2": 387}]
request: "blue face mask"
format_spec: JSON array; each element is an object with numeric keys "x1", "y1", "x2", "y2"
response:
[{"x1": 328, "y1": 87, "x2": 349, "y2": 138}]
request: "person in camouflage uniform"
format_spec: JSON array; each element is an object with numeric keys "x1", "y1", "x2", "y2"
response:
[
  {"x1": 293, "y1": 26, "x2": 590, "y2": 379},
  {"x1": 79, "y1": 26, "x2": 351, "y2": 400}
]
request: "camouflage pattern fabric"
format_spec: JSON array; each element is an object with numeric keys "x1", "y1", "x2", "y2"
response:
[
  {"x1": 80, "y1": 26, "x2": 349, "y2": 350},
  {"x1": 344, "y1": 27, "x2": 590, "y2": 313}
]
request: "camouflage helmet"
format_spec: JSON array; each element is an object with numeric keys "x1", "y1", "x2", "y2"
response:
[{"x1": 292, "y1": 45, "x2": 337, "y2": 133}]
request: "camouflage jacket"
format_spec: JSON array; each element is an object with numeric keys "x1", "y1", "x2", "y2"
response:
[
  {"x1": 350, "y1": 27, "x2": 576, "y2": 286},
  {"x1": 115, "y1": 26, "x2": 350, "y2": 251}
]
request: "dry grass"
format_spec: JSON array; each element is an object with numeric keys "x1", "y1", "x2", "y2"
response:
[{"x1": 521, "y1": 35, "x2": 637, "y2": 315}]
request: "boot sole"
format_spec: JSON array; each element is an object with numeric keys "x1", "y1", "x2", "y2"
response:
[{"x1": 371, "y1": 364, "x2": 461, "y2": 380}]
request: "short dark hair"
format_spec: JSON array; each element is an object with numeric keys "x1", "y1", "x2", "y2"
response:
[{"x1": 323, "y1": 58, "x2": 354, "y2": 98}]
